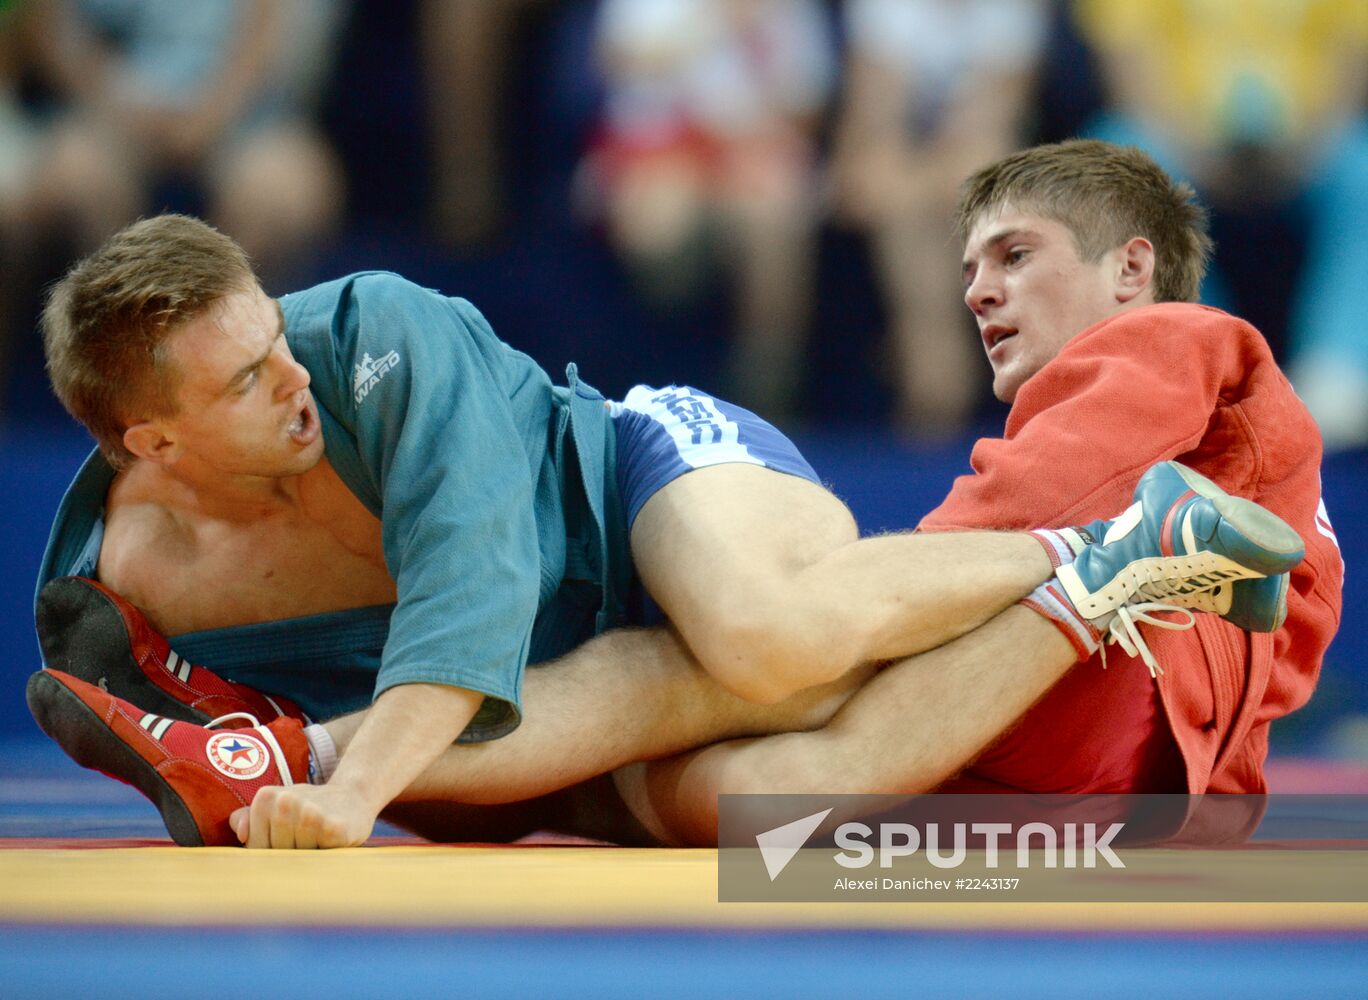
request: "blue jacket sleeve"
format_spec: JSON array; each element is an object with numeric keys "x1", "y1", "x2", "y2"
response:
[{"x1": 284, "y1": 273, "x2": 553, "y2": 735}]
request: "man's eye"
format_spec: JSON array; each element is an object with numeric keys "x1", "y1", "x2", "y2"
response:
[
  {"x1": 1005, "y1": 249, "x2": 1027, "y2": 265},
  {"x1": 235, "y1": 371, "x2": 258, "y2": 395}
]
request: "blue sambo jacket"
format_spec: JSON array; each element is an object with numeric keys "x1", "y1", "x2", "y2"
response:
[{"x1": 37, "y1": 273, "x2": 633, "y2": 740}]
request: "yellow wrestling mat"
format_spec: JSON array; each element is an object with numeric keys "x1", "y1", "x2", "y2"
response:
[
  {"x1": 4, "y1": 747, "x2": 1368, "y2": 996},
  {"x1": 4, "y1": 844, "x2": 1367, "y2": 930}
]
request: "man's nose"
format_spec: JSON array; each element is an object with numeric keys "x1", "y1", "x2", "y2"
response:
[
  {"x1": 273, "y1": 351, "x2": 311, "y2": 398},
  {"x1": 964, "y1": 268, "x2": 1001, "y2": 315}
]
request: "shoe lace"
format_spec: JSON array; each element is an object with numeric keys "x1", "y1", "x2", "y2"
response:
[
  {"x1": 1100, "y1": 601, "x2": 1197, "y2": 679},
  {"x1": 204, "y1": 711, "x2": 296, "y2": 787},
  {"x1": 1135, "y1": 566, "x2": 1248, "y2": 601}
]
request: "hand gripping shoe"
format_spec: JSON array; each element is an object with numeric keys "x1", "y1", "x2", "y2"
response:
[
  {"x1": 26, "y1": 669, "x2": 309, "y2": 846},
  {"x1": 1057, "y1": 462, "x2": 1304, "y2": 621},
  {"x1": 37, "y1": 576, "x2": 306, "y2": 726}
]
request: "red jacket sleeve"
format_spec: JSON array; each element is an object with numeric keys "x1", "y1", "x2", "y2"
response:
[{"x1": 922, "y1": 304, "x2": 1264, "y2": 532}]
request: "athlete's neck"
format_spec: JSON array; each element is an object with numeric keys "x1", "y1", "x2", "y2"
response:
[{"x1": 117, "y1": 458, "x2": 305, "y2": 523}]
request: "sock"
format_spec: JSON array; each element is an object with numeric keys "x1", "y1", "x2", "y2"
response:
[
  {"x1": 1021, "y1": 578, "x2": 1111, "y2": 662},
  {"x1": 303, "y1": 724, "x2": 338, "y2": 785},
  {"x1": 1028, "y1": 527, "x2": 1091, "y2": 569}
]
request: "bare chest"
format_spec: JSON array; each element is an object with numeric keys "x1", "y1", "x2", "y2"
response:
[{"x1": 99, "y1": 465, "x2": 397, "y2": 635}]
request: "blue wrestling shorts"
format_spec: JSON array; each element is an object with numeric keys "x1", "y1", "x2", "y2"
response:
[{"x1": 610, "y1": 384, "x2": 822, "y2": 527}]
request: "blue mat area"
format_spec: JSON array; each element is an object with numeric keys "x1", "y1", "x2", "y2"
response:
[
  {"x1": 0, "y1": 738, "x2": 414, "y2": 840},
  {"x1": 2, "y1": 925, "x2": 1364, "y2": 999},
  {"x1": 0, "y1": 738, "x2": 176, "y2": 839}
]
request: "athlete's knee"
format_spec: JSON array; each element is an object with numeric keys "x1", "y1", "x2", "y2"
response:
[{"x1": 688, "y1": 594, "x2": 862, "y2": 704}]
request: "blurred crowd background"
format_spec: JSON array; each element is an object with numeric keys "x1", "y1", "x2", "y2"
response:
[{"x1": 0, "y1": 0, "x2": 1364, "y2": 757}]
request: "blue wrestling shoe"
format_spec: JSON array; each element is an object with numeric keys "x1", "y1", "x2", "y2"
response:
[
  {"x1": 1152, "y1": 572, "x2": 1291, "y2": 633},
  {"x1": 1057, "y1": 462, "x2": 1304, "y2": 624}
]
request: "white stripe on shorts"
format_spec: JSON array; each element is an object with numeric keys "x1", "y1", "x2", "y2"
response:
[{"x1": 618, "y1": 385, "x2": 763, "y2": 470}]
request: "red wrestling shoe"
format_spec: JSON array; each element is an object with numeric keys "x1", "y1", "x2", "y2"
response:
[
  {"x1": 26, "y1": 669, "x2": 309, "y2": 846},
  {"x1": 37, "y1": 576, "x2": 307, "y2": 726}
]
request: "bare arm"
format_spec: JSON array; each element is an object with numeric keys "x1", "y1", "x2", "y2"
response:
[{"x1": 233, "y1": 681, "x2": 484, "y2": 849}]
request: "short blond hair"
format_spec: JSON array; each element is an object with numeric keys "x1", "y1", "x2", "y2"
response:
[
  {"x1": 44, "y1": 215, "x2": 257, "y2": 468},
  {"x1": 955, "y1": 139, "x2": 1212, "y2": 302}
]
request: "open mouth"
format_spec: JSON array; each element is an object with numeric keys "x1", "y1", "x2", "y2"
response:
[
  {"x1": 287, "y1": 398, "x2": 319, "y2": 446},
  {"x1": 982, "y1": 324, "x2": 1017, "y2": 352}
]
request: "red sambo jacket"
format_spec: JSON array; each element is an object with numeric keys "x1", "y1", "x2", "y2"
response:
[{"x1": 920, "y1": 303, "x2": 1343, "y2": 794}]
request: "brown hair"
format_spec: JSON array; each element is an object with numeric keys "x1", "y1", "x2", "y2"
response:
[
  {"x1": 954, "y1": 139, "x2": 1213, "y2": 303},
  {"x1": 43, "y1": 215, "x2": 257, "y2": 468}
]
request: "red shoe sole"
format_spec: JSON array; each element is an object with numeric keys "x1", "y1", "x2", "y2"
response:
[
  {"x1": 37, "y1": 577, "x2": 214, "y2": 725},
  {"x1": 26, "y1": 670, "x2": 207, "y2": 846}
]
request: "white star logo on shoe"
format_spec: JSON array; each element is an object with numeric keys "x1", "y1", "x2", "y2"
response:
[{"x1": 205, "y1": 732, "x2": 269, "y2": 780}]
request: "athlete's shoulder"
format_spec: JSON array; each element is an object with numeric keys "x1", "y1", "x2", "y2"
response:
[
  {"x1": 280, "y1": 271, "x2": 427, "y2": 318},
  {"x1": 1069, "y1": 302, "x2": 1272, "y2": 362},
  {"x1": 99, "y1": 485, "x2": 194, "y2": 630},
  {"x1": 1090, "y1": 302, "x2": 1261, "y2": 339},
  {"x1": 283, "y1": 272, "x2": 490, "y2": 337},
  {"x1": 339, "y1": 271, "x2": 441, "y2": 302}
]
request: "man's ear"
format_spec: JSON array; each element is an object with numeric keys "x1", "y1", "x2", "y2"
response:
[
  {"x1": 1114, "y1": 236, "x2": 1155, "y2": 304},
  {"x1": 122, "y1": 420, "x2": 181, "y2": 464}
]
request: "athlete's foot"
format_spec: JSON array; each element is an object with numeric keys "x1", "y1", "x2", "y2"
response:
[
  {"x1": 1154, "y1": 572, "x2": 1291, "y2": 633},
  {"x1": 26, "y1": 669, "x2": 309, "y2": 846},
  {"x1": 1057, "y1": 461, "x2": 1304, "y2": 619},
  {"x1": 37, "y1": 576, "x2": 307, "y2": 725}
]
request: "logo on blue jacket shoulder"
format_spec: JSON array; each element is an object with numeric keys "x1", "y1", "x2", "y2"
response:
[{"x1": 353, "y1": 350, "x2": 401, "y2": 403}]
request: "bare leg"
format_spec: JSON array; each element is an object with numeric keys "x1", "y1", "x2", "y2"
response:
[
  {"x1": 209, "y1": 123, "x2": 345, "y2": 290},
  {"x1": 31, "y1": 116, "x2": 146, "y2": 248},
  {"x1": 874, "y1": 214, "x2": 982, "y2": 436},
  {"x1": 719, "y1": 142, "x2": 820, "y2": 420},
  {"x1": 422, "y1": 0, "x2": 546, "y2": 245},
  {"x1": 616, "y1": 606, "x2": 1077, "y2": 845},
  {"x1": 631, "y1": 465, "x2": 1053, "y2": 701},
  {"x1": 324, "y1": 625, "x2": 873, "y2": 806}
]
